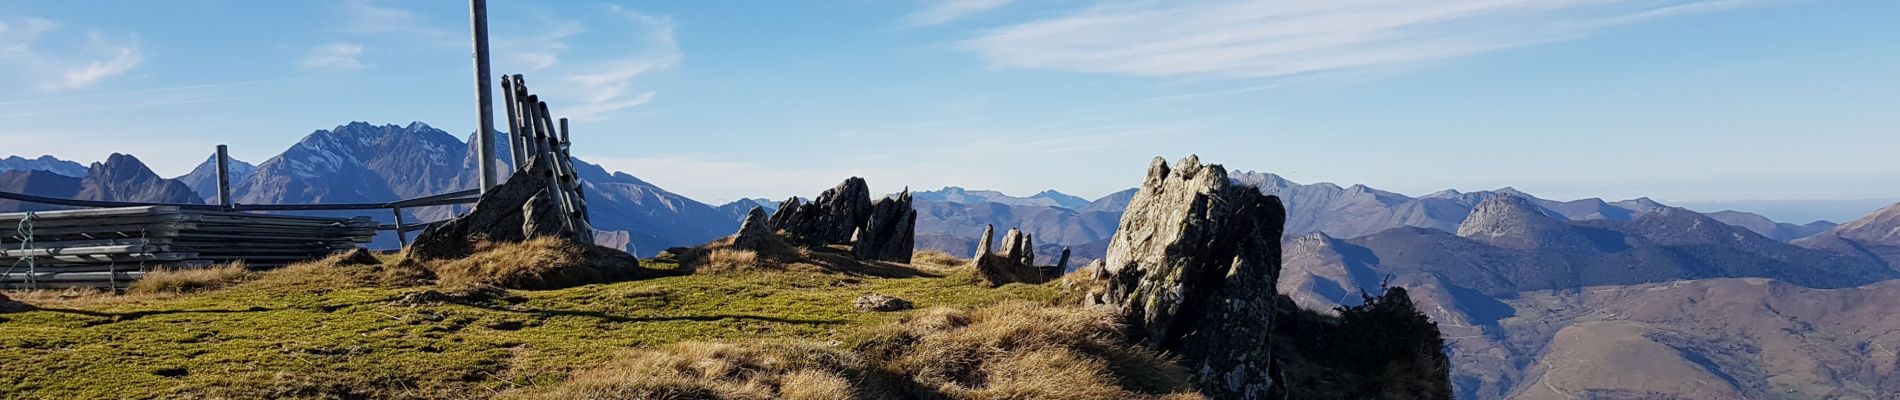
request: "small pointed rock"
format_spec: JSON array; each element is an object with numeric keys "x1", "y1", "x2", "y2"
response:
[{"x1": 975, "y1": 224, "x2": 995, "y2": 258}]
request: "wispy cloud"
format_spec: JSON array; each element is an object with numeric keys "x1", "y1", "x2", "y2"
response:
[
  {"x1": 49, "y1": 32, "x2": 143, "y2": 91},
  {"x1": 960, "y1": 0, "x2": 1765, "y2": 79},
  {"x1": 547, "y1": 7, "x2": 680, "y2": 121},
  {"x1": 339, "y1": 0, "x2": 457, "y2": 47},
  {"x1": 299, "y1": 42, "x2": 367, "y2": 70},
  {"x1": 905, "y1": 0, "x2": 1016, "y2": 27},
  {"x1": 494, "y1": 13, "x2": 585, "y2": 72},
  {"x1": 1, "y1": 17, "x2": 144, "y2": 92}
]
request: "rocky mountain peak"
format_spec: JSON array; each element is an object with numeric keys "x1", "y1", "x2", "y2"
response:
[
  {"x1": 75, "y1": 153, "x2": 202, "y2": 205},
  {"x1": 177, "y1": 153, "x2": 258, "y2": 202},
  {"x1": 1456, "y1": 194, "x2": 1575, "y2": 250}
]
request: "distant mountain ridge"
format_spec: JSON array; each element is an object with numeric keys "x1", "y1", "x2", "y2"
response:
[
  {"x1": 1276, "y1": 196, "x2": 1900, "y2": 399},
  {"x1": 0, "y1": 155, "x2": 88, "y2": 177},
  {"x1": 177, "y1": 154, "x2": 258, "y2": 203},
  {"x1": 911, "y1": 186, "x2": 1090, "y2": 209},
  {"x1": 0, "y1": 153, "x2": 202, "y2": 212},
  {"x1": 0, "y1": 122, "x2": 738, "y2": 256}
]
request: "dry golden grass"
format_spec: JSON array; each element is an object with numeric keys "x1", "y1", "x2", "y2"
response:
[
  {"x1": 523, "y1": 301, "x2": 1201, "y2": 399},
  {"x1": 3, "y1": 287, "x2": 153, "y2": 307},
  {"x1": 865, "y1": 301, "x2": 1200, "y2": 399},
  {"x1": 125, "y1": 262, "x2": 252, "y2": 295},
  {"x1": 423, "y1": 237, "x2": 654, "y2": 290},
  {"x1": 509, "y1": 340, "x2": 893, "y2": 400},
  {"x1": 700, "y1": 248, "x2": 763, "y2": 273},
  {"x1": 910, "y1": 251, "x2": 965, "y2": 269}
]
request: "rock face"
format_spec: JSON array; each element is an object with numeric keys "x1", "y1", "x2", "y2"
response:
[
  {"x1": 771, "y1": 178, "x2": 873, "y2": 246},
  {"x1": 730, "y1": 207, "x2": 773, "y2": 252},
  {"x1": 971, "y1": 225, "x2": 1050, "y2": 286},
  {"x1": 852, "y1": 190, "x2": 917, "y2": 262},
  {"x1": 1090, "y1": 156, "x2": 1286, "y2": 400},
  {"x1": 76, "y1": 154, "x2": 204, "y2": 206},
  {"x1": 1456, "y1": 194, "x2": 1593, "y2": 252}
]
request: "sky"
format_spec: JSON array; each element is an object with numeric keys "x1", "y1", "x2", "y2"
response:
[{"x1": 0, "y1": 0, "x2": 1896, "y2": 223}]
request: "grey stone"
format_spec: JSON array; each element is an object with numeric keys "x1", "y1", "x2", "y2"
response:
[
  {"x1": 772, "y1": 177, "x2": 873, "y2": 246},
  {"x1": 1091, "y1": 155, "x2": 1286, "y2": 400},
  {"x1": 974, "y1": 224, "x2": 994, "y2": 259},
  {"x1": 731, "y1": 206, "x2": 772, "y2": 252},
  {"x1": 972, "y1": 226, "x2": 1049, "y2": 286},
  {"x1": 853, "y1": 189, "x2": 917, "y2": 262},
  {"x1": 853, "y1": 293, "x2": 913, "y2": 312}
]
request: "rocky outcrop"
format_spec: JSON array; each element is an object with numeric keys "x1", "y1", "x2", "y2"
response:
[
  {"x1": 408, "y1": 165, "x2": 606, "y2": 262},
  {"x1": 731, "y1": 207, "x2": 773, "y2": 252},
  {"x1": 1090, "y1": 155, "x2": 1286, "y2": 400},
  {"x1": 771, "y1": 178, "x2": 873, "y2": 247},
  {"x1": 852, "y1": 190, "x2": 917, "y2": 262},
  {"x1": 1455, "y1": 194, "x2": 1588, "y2": 251},
  {"x1": 971, "y1": 225, "x2": 1049, "y2": 286}
]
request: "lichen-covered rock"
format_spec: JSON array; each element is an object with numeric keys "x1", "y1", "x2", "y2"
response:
[
  {"x1": 853, "y1": 293, "x2": 912, "y2": 312},
  {"x1": 973, "y1": 224, "x2": 995, "y2": 259},
  {"x1": 972, "y1": 226, "x2": 1049, "y2": 286},
  {"x1": 852, "y1": 190, "x2": 916, "y2": 262},
  {"x1": 731, "y1": 206, "x2": 773, "y2": 252},
  {"x1": 1091, "y1": 155, "x2": 1286, "y2": 400}
]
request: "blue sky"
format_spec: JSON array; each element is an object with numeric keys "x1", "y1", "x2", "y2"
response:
[{"x1": 1, "y1": 0, "x2": 1896, "y2": 222}]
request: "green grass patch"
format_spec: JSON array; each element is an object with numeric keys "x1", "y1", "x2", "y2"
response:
[{"x1": 0, "y1": 257, "x2": 1067, "y2": 399}]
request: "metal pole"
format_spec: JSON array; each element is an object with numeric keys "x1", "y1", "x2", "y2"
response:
[
  {"x1": 215, "y1": 145, "x2": 233, "y2": 209},
  {"x1": 470, "y1": 0, "x2": 498, "y2": 194}
]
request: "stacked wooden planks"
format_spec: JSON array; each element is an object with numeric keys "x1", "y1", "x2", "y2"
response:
[{"x1": 1, "y1": 206, "x2": 376, "y2": 289}]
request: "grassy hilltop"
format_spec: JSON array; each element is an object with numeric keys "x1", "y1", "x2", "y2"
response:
[{"x1": 0, "y1": 239, "x2": 1197, "y2": 399}]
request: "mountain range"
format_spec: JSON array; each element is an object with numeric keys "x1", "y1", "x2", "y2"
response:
[
  {"x1": 1278, "y1": 195, "x2": 1900, "y2": 398},
  {"x1": 7, "y1": 121, "x2": 1898, "y2": 398}
]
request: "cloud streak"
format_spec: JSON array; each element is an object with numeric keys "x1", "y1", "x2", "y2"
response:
[
  {"x1": 546, "y1": 7, "x2": 681, "y2": 121},
  {"x1": 300, "y1": 42, "x2": 367, "y2": 70},
  {"x1": 959, "y1": 0, "x2": 1764, "y2": 79},
  {"x1": 906, "y1": 0, "x2": 1015, "y2": 26},
  {"x1": 1, "y1": 17, "x2": 144, "y2": 91}
]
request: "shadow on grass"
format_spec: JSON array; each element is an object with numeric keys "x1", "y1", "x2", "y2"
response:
[{"x1": 458, "y1": 300, "x2": 848, "y2": 325}]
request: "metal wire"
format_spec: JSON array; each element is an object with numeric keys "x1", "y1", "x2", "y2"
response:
[{"x1": 4, "y1": 211, "x2": 39, "y2": 289}]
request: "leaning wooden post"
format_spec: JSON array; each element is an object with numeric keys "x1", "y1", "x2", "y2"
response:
[
  {"x1": 215, "y1": 144, "x2": 233, "y2": 210},
  {"x1": 470, "y1": 0, "x2": 499, "y2": 194},
  {"x1": 393, "y1": 206, "x2": 410, "y2": 247},
  {"x1": 500, "y1": 77, "x2": 522, "y2": 171}
]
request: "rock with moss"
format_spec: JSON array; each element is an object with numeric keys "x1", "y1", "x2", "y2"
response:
[{"x1": 1092, "y1": 155, "x2": 1287, "y2": 400}]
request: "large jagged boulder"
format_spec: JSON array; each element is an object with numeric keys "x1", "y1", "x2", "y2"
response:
[
  {"x1": 731, "y1": 206, "x2": 773, "y2": 252},
  {"x1": 1090, "y1": 155, "x2": 1286, "y2": 399},
  {"x1": 409, "y1": 164, "x2": 610, "y2": 265},
  {"x1": 852, "y1": 189, "x2": 917, "y2": 262},
  {"x1": 770, "y1": 178, "x2": 873, "y2": 246},
  {"x1": 972, "y1": 225, "x2": 1049, "y2": 286}
]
